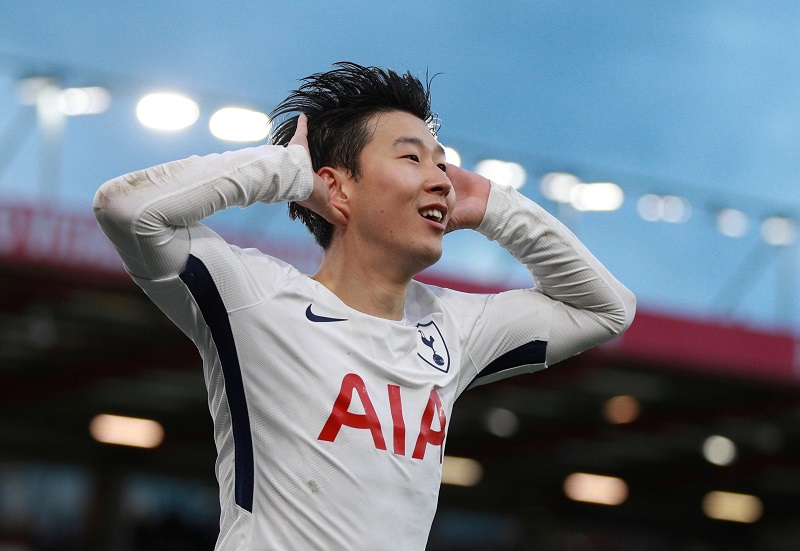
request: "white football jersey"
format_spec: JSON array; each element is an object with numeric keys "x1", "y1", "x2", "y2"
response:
[
  {"x1": 94, "y1": 143, "x2": 635, "y2": 550},
  {"x1": 134, "y1": 224, "x2": 552, "y2": 549}
]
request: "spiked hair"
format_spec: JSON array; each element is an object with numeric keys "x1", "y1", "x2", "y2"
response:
[{"x1": 270, "y1": 62, "x2": 436, "y2": 249}]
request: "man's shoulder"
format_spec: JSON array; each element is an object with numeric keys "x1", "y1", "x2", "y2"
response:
[
  {"x1": 231, "y1": 244, "x2": 301, "y2": 273},
  {"x1": 187, "y1": 225, "x2": 306, "y2": 275},
  {"x1": 407, "y1": 279, "x2": 491, "y2": 319},
  {"x1": 184, "y1": 236, "x2": 311, "y2": 310},
  {"x1": 408, "y1": 278, "x2": 493, "y2": 300}
]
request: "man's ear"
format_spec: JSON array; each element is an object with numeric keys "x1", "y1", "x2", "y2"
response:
[{"x1": 317, "y1": 166, "x2": 351, "y2": 222}]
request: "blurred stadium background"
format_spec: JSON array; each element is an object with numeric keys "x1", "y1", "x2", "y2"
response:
[{"x1": 2, "y1": 2, "x2": 800, "y2": 550}]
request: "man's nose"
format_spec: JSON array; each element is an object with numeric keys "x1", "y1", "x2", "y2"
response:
[{"x1": 425, "y1": 171, "x2": 452, "y2": 197}]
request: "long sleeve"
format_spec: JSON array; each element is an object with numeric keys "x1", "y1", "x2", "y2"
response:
[
  {"x1": 93, "y1": 144, "x2": 314, "y2": 280},
  {"x1": 475, "y1": 182, "x2": 636, "y2": 366}
]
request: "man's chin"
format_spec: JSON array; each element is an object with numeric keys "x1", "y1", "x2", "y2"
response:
[{"x1": 414, "y1": 247, "x2": 443, "y2": 274}]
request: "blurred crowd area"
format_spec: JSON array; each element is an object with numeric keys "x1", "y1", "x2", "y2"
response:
[
  {"x1": 2, "y1": 462, "x2": 800, "y2": 551},
  {"x1": 0, "y1": 463, "x2": 218, "y2": 551}
]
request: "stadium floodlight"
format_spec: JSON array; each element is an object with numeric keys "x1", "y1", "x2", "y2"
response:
[
  {"x1": 702, "y1": 435, "x2": 737, "y2": 466},
  {"x1": 661, "y1": 195, "x2": 691, "y2": 223},
  {"x1": 603, "y1": 395, "x2": 640, "y2": 425},
  {"x1": 475, "y1": 159, "x2": 526, "y2": 190},
  {"x1": 637, "y1": 194, "x2": 662, "y2": 222},
  {"x1": 563, "y1": 472, "x2": 628, "y2": 506},
  {"x1": 716, "y1": 208, "x2": 749, "y2": 238},
  {"x1": 760, "y1": 216, "x2": 795, "y2": 247},
  {"x1": 484, "y1": 407, "x2": 519, "y2": 437},
  {"x1": 637, "y1": 193, "x2": 691, "y2": 223},
  {"x1": 137, "y1": 92, "x2": 199, "y2": 131},
  {"x1": 540, "y1": 172, "x2": 580, "y2": 203},
  {"x1": 443, "y1": 146, "x2": 461, "y2": 167},
  {"x1": 209, "y1": 107, "x2": 271, "y2": 142},
  {"x1": 57, "y1": 87, "x2": 111, "y2": 116},
  {"x1": 570, "y1": 182, "x2": 624, "y2": 212},
  {"x1": 16, "y1": 76, "x2": 58, "y2": 105},
  {"x1": 441, "y1": 456, "x2": 483, "y2": 486},
  {"x1": 89, "y1": 413, "x2": 165, "y2": 448},
  {"x1": 702, "y1": 491, "x2": 763, "y2": 523}
]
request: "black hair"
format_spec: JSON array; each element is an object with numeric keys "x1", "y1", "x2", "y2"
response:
[{"x1": 269, "y1": 61, "x2": 436, "y2": 249}]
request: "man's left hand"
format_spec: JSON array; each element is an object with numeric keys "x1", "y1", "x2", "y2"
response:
[{"x1": 445, "y1": 163, "x2": 491, "y2": 233}]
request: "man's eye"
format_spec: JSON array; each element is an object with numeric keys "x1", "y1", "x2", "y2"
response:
[
  {"x1": 437, "y1": 163, "x2": 447, "y2": 172},
  {"x1": 405, "y1": 154, "x2": 420, "y2": 162}
]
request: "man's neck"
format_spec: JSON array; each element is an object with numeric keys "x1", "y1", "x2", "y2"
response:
[{"x1": 311, "y1": 241, "x2": 417, "y2": 321}]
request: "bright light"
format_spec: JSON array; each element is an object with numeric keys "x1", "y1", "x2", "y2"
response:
[
  {"x1": 209, "y1": 107, "x2": 271, "y2": 142},
  {"x1": 603, "y1": 395, "x2": 640, "y2": 425},
  {"x1": 443, "y1": 146, "x2": 461, "y2": 167},
  {"x1": 703, "y1": 435, "x2": 737, "y2": 466},
  {"x1": 563, "y1": 472, "x2": 628, "y2": 505},
  {"x1": 716, "y1": 209, "x2": 749, "y2": 238},
  {"x1": 475, "y1": 159, "x2": 526, "y2": 189},
  {"x1": 441, "y1": 456, "x2": 483, "y2": 486},
  {"x1": 540, "y1": 172, "x2": 580, "y2": 203},
  {"x1": 58, "y1": 87, "x2": 111, "y2": 116},
  {"x1": 637, "y1": 194, "x2": 661, "y2": 221},
  {"x1": 661, "y1": 195, "x2": 691, "y2": 223},
  {"x1": 89, "y1": 414, "x2": 165, "y2": 448},
  {"x1": 761, "y1": 216, "x2": 795, "y2": 246},
  {"x1": 484, "y1": 407, "x2": 519, "y2": 437},
  {"x1": 16, "y1": 76, "x2": 57, "y2": 105},
  {"x1": 702, "y1": 491, "x2": 763, "y2": 523},
  {"x1": 570, "y1": 182, "x2": 624, "y2": 211},
  {"x1": 637, "y1": 194, "x2": 691, "y2": 223},
  {"x1": 136, "y1": 92, "x2": 199, "y2": 131}
]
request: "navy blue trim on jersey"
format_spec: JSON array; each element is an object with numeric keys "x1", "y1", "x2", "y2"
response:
[
  {"x1": 180, "y1": 255, "x2": 254, "y2": 512},
  {"x1": 467, "y1": 340, "x2": 548, "y2": 390}
]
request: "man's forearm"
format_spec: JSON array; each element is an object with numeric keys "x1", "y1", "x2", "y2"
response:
[
  {"x1": 93, "y1": 144, "x2": 314, "y2": 279},
  {"x1": 476, "y1": 182, "x2": 636, "y2": 335}
]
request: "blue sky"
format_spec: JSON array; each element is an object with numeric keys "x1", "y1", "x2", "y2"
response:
[{"x1": 1, "y1": 1, "x2": 799, "y2": 331}]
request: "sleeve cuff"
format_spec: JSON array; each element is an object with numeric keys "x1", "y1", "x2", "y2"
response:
[
  {"x1": 475, "y1": 182, "x2": 516, "y2": 241},
  {"x1": 284, "y1": 144, "x2": 315, "y2": 202}
]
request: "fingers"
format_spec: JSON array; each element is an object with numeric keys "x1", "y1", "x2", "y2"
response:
[
  {"x1": 318, "y1": 203, "x2": 348, "y2": 227},
  {"x1": 443, "y1": 163, "x2": 491, "y2": 233},
  {"x1": 296, "y1": 113, "x2": 308, "y2": 136},
  {"x1": 290, "y1": 114, "x2": 345, "y2": 226},
  {"x1": 289, "y1": 113, "x2": 309, "y2": 148},
  {"x1": 296, "y1": 169, "x2": 348, "y2": 228}
]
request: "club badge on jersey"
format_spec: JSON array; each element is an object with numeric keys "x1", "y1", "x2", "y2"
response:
[{"x1": 416, "y1": 321, "x2": 450, "y2": 373}]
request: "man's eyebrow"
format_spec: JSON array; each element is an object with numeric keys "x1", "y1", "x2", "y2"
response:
[{"x1": 392, "y1": 136, "x2": 446, "y2": 157}]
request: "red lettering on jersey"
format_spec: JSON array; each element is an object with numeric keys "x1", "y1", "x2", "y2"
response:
[
  {"x1": 318, "y1": 373, "x2": 387, "y2": 450},
  {"x1": 387, "y1": 384, "x2": 406, "y2": 456},
  {"x1": 412, "y1": 389, "x2": 447, "y2": 462}
]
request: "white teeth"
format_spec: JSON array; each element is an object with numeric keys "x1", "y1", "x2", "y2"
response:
[{"x1": 422, "y1": 208, "x2": 443, "y2": 222}]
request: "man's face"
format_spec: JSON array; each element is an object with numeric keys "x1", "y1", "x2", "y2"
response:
[{"x1": 345, "y1": 110, "x2": 454, "y2": 275}]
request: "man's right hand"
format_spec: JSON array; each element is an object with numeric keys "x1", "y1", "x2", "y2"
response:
[{"x1": 290, "y1": 114, "x2": 347, "y2": 227}]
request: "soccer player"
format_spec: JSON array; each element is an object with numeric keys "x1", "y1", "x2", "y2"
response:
[{"x1": 94, "y1": 62, "x2": 635, "y2": 550}]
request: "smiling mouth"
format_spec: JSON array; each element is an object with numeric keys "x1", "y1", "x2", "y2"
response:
[{"x1": 420, "y1": 208, "x2": 444, "y2": 224}]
